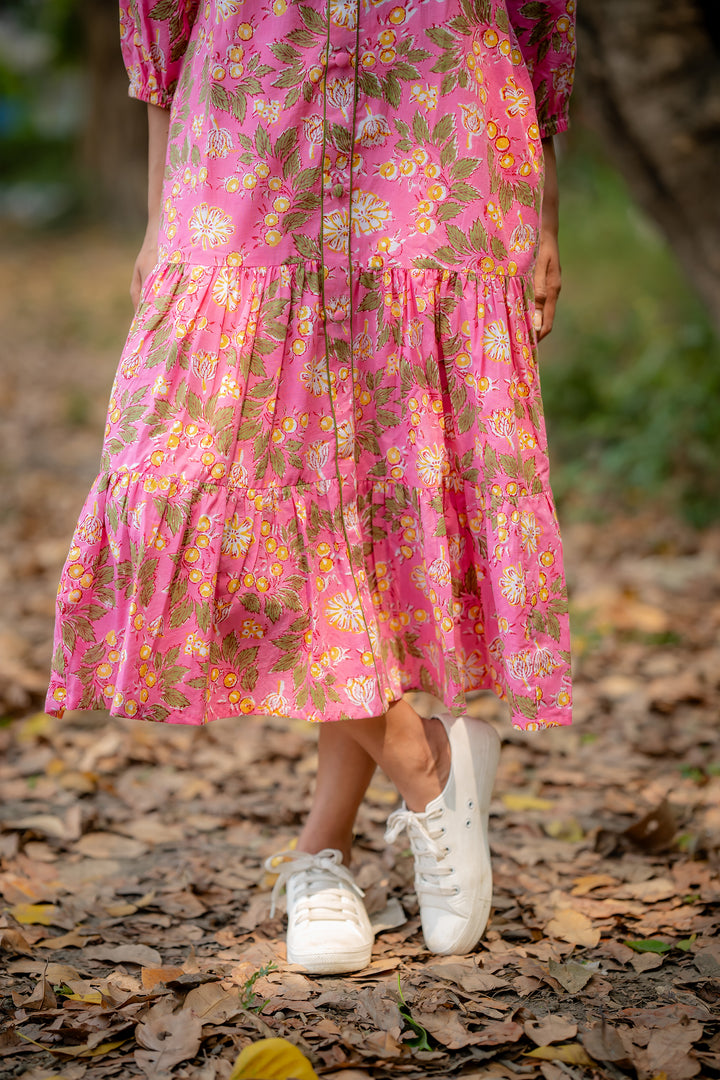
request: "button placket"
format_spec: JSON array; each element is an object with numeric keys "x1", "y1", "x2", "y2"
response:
[{"x1": 319, "y1": 3, "x2": 358, "y2": 397}]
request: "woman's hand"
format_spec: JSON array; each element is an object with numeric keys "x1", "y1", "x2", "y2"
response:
[
  {"x1": 131, "y1": 103, "x2": 171, "y2": 308},
  {"x1": 534, "y1": 136, "x2": 561, "y2": 341},
  {"x1": 130, "y1": 226, "x2": 159, "y2": 309}
]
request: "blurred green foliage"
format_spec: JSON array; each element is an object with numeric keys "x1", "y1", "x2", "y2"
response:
[
  {"x1": 544, "y1": 134, "x2": 720, "y2": 526},
  {"x1": 0, "y1": 0, "x2": 82, "y2": 190}
]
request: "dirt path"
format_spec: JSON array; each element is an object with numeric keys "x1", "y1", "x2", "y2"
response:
[{"x1": 0, "y1": 231, "x2": 718, "y2": 1079}]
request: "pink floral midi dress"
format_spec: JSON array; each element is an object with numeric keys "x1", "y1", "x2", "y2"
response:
[{"x1": 46, "y1": 0, "x2": 576, "y2": 730}]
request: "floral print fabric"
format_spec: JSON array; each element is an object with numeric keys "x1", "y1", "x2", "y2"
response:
[{"x1": 46, "y1": 0, "x2": 575, "y2": 730}]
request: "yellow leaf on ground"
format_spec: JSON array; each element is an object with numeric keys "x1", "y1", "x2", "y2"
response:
[
  {"x1": 501, "y1": 793, "x2": 553, "y2": 812},
  {"x1": 64, "y1": 991, "x2": 103, "y2": 1004},
  {"x1": 544, "y1": 818, "x2": 585, "y2": 842},
  {"x1": 261, "y1": 838, "x2": 298, "y2": 889},
  {"x1": 526, "y1": 1043, "x2": 595, "y2": 1066},
  {"x1": 9, "y1": 903, "x2": 57, "y2": 926},
  {"x1": 17, "y1": 712, "x2": 54, "y2": 741},
  {"x1": 229, "y1": 1038, "x2": 319, "y2": 1080}
]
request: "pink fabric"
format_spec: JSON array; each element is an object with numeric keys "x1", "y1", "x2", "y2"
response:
[{"x1": 46, "y1": 0, "x2": 575, "y2": 729}]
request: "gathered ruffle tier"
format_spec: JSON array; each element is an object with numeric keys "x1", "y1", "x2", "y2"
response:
[{"x1": 47, "y1": 259, "x2": 572, "y2": 730}]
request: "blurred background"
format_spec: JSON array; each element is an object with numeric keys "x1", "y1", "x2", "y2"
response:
[{"x1": 1, "y1": 0, "x2": 719, "y2": 718}]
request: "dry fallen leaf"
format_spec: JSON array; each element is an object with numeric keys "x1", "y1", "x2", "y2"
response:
[
  {"x1": 184, "y1": 981, "x2": 247, "y2": 1025},
  {"x1": 134, "y1": 1001, "x2": 203, "y2": 1075},
  {"x1": 581, "y1": 1021, "x2": 633, "y2": 1065},
  {"x1": 75, "y1": 832, "x2": 148, "y2": 859},
  {"x1": 631, "y1": 1019, "x2": 703, "y2": 1079},
  {"x1": 547, "y1": 958, "x2": 596, "y2": 994},
  {"x1": 83, "y1": 944, "x2": 162, "y2": 967},
  {"x1": 546, "y1": 907, "x2": 600, "y2": 948},
  {"x1": 525, "y1": 1042, "x2": 595, "y2": 1066},
  {"x1": 623, "y1": 799, "x2": 677, "y2": 852},
  {"x1": 524, "y1": 1015, "x2": 578, "y2": 1046},
  {"x1": 141, "y1": 965, "x2": 186, "y2": 991}
]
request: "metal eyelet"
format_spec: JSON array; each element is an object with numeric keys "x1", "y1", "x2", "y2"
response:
[
  {"x1": 467, "y1": 799, "x2": 475, "y2": 810},
  {"x1": 465, "y1": 819, "x2": 473, "y2": 828}
]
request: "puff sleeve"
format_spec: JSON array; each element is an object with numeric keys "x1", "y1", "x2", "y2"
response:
[
  {"x1": 506, "y1": 0, "x2": 576, "y2": 138},
  {"x1": 119, "y1": 0, "x2": 200, "y2": 109}
]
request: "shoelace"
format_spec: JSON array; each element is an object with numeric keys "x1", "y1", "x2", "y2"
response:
[
  {"x1": 385, "y1": 806, "x2": 457, "y2": 898},
  {"x1": 265, "y1": 848, "x2": 366, "y2": 920}
]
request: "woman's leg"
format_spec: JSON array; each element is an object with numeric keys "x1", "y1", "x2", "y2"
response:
[
  {"x1": 295, "y1": 722, "x2": 377, "y2": 864},
  {"x1": 341, "y1": 697, "x2": 451, "y2": 812},
  {"x1": 296, "y1": 697, "x2": 451, "y2": 864}
]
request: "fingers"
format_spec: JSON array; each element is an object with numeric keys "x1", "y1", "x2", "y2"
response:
[
  {"x1": 130, "y1": 259, "x2": 144, "y2": 309},
  {"x1": 533, "y1": 246, "x2": 562, "y2": 341}
]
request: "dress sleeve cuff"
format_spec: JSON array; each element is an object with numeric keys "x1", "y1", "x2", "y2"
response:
[{"x1": 539, "y1": 115, "x2": 570, "y2": 140}]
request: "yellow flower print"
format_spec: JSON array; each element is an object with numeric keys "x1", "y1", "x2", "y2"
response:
[
  {"x1": 501, "y1": 75, "x2": 531, "y2": 118},
  {"x1": 459, "y1": 102, "x2": 485, "y2": 147},
  {"x1": 519, "y1": 510, "x2": 541, "y2": 552},
  {"x1": 509, "y1": 215, "x2": 536, "y2": 254},
  {"x1": 499, "y1": 562, "x2": 527, "y2": 606},
  {"x1": 190, "y1": 350, "x2": 219, "y2": 388},
  {"x1": 345, "y1": 675, "x2": 376, "y2": 709},
  {"x1": 326, "y1": 77, "x2": 354, "y2": 118},
  {"x1": 336, "y1": 419, "x2": 354, "y2": 456},
  {"x1": 306, "y1": 439, "x2": 330, "y2": 472},
  {"x1": 487, "y1": 407, "x2": 516, "y2": 447},
  {"x1": 483, "y1": 319, "x2": 511, "y2": 362},
  {"x1": 189, "y1": 203, "x2": 235, "y2": 248},
  {"x1": 300, "y1": 356, "x2": 330, "y2": 396},
  {"x1": 206, "y1": 117, "x2": 234, "y2": 158},
  {"x1": 410, "y1": 83, "x2": 438, "y2": 110},
  {"x1": 254, "y1": 99, "x2": 281, "y2": 124},
  {"x1": 416, "y1": 443, "x2": 448, "y2": 487},
  {"x1": 428, "y1": 556, "x2": 451, "y2": 587},
  {"x1": 329, "y1": 0, "x2": 357, "y2": 30},
  {"x1": 76, "y1": 510, "x2": 103, "y2": 545},
  {"x1": 457, "y1": 647, "x2": 486, "y2": 685},
  {"x1": 216, "y1": 0, "x2": 241, "y2": 19},
  {"x1": 303, "y1": 116, "x2": 325, "y2": 158},
  {"x1": 260, "y1": 683, "x2": 290, "y2": 715},
  {"x1": 323, "y1": 209, "x2": 350, "y2": 253},
  {"x1": 212, "y1": 268, "x2": 241, "y2": 311},
  {"x1": 326, "y1": 590, "x2": 365, "y2": 632},
  {"x1": 221, "y1": 513, "x2": 254, "y2": 558},
  {"x1": 351, "y1": 189, "x2": 391, "y2": 235},
  {"x1": 356, "y1": 106, "x2": 392, "y2": 148}
]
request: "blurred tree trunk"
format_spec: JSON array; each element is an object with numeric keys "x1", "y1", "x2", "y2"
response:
[
  {"x1": 575, "y1": 0, "x2": 720, "y2": 332},
  {"x1": 82, "y1": 0, "x2": 146, "y2": 226}
]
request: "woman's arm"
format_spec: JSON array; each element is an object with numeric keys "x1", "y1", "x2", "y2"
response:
[
  {"x1": 130, "y1": 103, "x2": 170, "y2": 308},
  {"x1": 534, "y1": 136, "x2": 561, "y2": 341}
]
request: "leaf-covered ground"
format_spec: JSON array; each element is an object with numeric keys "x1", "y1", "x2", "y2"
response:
[{"x1": 0, "y1": 232, "x2": 719, "y2": 1080}]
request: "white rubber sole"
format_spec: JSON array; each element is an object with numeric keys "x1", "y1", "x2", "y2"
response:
[{"x1": 287, "y1": 941, "x2": 373, "y2": 974}]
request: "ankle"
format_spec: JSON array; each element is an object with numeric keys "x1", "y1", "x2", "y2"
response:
[
  {"x1": 422, "y1": 714, "x2": 451, "y2": 792},
  {"x1": 295, "y1": 824, "x2": 353, "y2": 866}
]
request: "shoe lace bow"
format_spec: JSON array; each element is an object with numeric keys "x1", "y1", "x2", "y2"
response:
[
  {"x1": 385, "y1": 806, "x2": 457, "y2": 898},
  {"x1": 265, "y1": 848, "x2": 365, "y2": 920}
]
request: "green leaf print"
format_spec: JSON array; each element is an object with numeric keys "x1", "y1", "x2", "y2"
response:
[
  {"x1": 436, "y1": 202, "x2": 464, "y2": 222},
  {"x1": 432, "y1": 115, "x2": 454, "y2": 145}
]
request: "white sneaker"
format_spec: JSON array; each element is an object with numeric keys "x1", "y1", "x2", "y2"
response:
[
  {"x1": 265, "y1": 848, "x2": 374, "y2": 974},
  {"x1": 384, "y1": 710, "x2": 501, "y2": 955}
]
